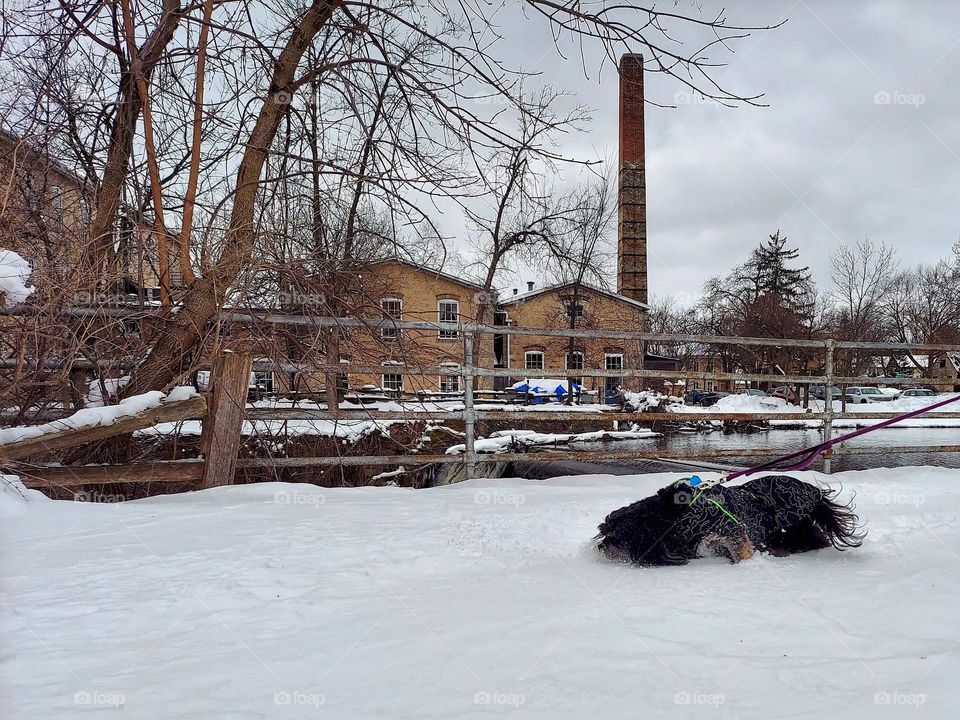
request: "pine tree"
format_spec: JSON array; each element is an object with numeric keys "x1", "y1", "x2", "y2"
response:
[{"x1": 740, "y1": 230, "x2": 812, "y2": 308}]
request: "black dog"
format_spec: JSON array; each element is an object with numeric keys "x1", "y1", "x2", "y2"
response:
[{"x1": 596, "y1": 475, "x2": 863, "y2": 566}]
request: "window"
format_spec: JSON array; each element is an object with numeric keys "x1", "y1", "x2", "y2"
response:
[
  {"x1": 604, "y1": 354, "x2": 624, "y2": 403},
  {"x1": 605, "y1": 354, "x2": 624, "y2": 371},
  {"x1": 566, "y1": 352, "x2": 584, "y2": 385},
  {"x1": 438, "y1": 300, "x2": 459, "y2": 339},
  {"x1": 439, "y1": 363, "x2": 461, "y2": 393},
  {"x1": 382, "y1": 373, "x2": 403, "y2": 394},
  {"x1": 381, "y1": 298, "x2": 402, "y2": 339},
  {"x1": 252, "y1": 368, "x2": 274, "y2": 395},
  {"x1": 525, "y1": 351, "x2": 544, "y2": 370},
  {"x1": 565, "y1": 301, "x2": 585, "y2": 319}
]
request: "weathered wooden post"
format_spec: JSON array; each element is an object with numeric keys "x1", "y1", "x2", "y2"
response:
[
  {"x1": 462, "y1": 329, "x2": 477, "y2": 481},
  {"x1": 822, "y1": 339, "x2": 834, "y2": 475},
  {"x1": 200, "y1": 350, "x2": 251, "y2": 488}
]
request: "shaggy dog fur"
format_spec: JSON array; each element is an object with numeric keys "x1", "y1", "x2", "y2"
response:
[{"x1": 596, "y1": 475, "x2": 864, "y2": 566}]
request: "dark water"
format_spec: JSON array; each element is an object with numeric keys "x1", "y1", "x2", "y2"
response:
[{"x1": 508, "y1": 427, "x2": 960, "y2": 479}]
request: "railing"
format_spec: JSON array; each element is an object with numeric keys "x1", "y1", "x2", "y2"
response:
[
  {"x1": 234, "y1": 316, "x2": 960, "y2": 478},
  {"x1": 3, "y1": 311, "x2": 959, "y2": 488}
]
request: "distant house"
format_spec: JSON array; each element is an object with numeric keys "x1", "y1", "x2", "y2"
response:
[
  {"x1": 0, "y1": 128, "x2": 183, "y2": 303},
  {"x1": 931, "y1": 352, "x2": 960, "y2": 391}
]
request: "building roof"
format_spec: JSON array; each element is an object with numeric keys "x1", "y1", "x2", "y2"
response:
[
  {"x1": 0, "y1": 127, "x2": 89, "y2": 191},
  {"x1": 368, "y1": 258, "x2": 484, "y2": 291},
  {"x1": 498, "y1": 280, "x2": 649, "y2": 311}
]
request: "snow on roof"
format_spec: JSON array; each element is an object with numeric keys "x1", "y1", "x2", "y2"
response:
[{"x1": 498, "y1": 280, "x2": 649, "y2": 310}]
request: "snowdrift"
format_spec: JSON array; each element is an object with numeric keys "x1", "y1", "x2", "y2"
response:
[{"x1": 2, "y1": 467, "x2": 958, "y2": 718}]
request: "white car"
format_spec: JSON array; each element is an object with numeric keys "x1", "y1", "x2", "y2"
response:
[
  {"x1": 900, "y1": 388, "x2": 937, "y2": 398},
  {"x1": 845, "y1": 386, "x2": 895, "y2": 404}
]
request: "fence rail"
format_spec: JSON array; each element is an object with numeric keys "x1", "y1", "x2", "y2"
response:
[{"x1": 3, "y1": 315, "x2": 959, "y2": 489}]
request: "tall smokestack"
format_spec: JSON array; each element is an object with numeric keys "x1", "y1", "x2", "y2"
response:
[{"x1": 617, "y1": 54, "x2": 648, "y2": 305}]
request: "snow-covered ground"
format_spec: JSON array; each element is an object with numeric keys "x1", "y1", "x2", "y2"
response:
[
  {"x1": 2, "y1": 467, "x2": 958, "y2": 719},
  {"x1": 674, "y1": 392, "x2": 960, "y2": 428}
]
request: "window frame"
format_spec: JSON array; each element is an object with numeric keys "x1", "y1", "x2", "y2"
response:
[
  {"x1": 439, "y1": 363, "x2": 461, "y2": 393},
  {"x1": 604, "y1": 353, "x2": 624, "y2": 371},
  {"x1": 437, "y1": 299, "x2": 460, "y2": 339},
  {"x1": 380, "y1": 297, "x2": 403, "y2": 339},
  {"x1": 525, "y1": 351, "x2": 545, "y2": 370},
  {"x1": 382, "y1": 372, "x2": 403, "y2": 395}
]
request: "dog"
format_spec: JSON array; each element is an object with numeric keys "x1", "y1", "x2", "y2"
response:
[{"x1": 595, "y1": 475, "x2": 863, "y2": 566}]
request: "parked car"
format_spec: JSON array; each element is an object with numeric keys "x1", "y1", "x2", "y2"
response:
[
  {"x1": 699, "y1": 391, "x2": 730, "y2": 407},
  {"x1": 811, "y1": 385, "x2": 842, "y2": 400},
  {"x1": 900, "y1": 387, "x2": 938, "y2": 398},
  {"x1": 738, "y1": 388, "x2": 767, "y2": 397},
  {"x1": 767, "y1": 386, "x2": 798, "y2": 404},
  {"x1": 844, "y1": 386, "x2": 896, "y2": 403},
  {"x1": 684, "y1": 389, "x2": 730, "y2": 406}
]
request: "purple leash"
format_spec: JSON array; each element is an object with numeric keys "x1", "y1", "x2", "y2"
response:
[{"x1": 704, "y1": 393, "x2": 960, "y2": 487}]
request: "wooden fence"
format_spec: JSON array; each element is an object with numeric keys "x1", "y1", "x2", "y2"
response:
[{"x1": 2, "y1": 318, "x2": 959, "y2": 492}]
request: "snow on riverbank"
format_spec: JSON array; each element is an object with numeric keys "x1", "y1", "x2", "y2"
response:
[
  {"x1": 672, "y1": 392, "x2": 960, "y2": 428},
  {"x1": 445, "y1": 427, "x2": 661, "y2": 454},
  {"x1": 2, "y1": 467, "x2": 958, "y2": 719},
  {"x1": 138, "y1": 417, "x2": 402, "y2": 440}
]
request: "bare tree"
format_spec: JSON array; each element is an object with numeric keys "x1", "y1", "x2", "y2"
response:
[{"x1": 828, "y1": 238, "x2": 898, "y2": 374}]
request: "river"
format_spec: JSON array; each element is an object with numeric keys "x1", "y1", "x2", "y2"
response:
[{"x1": 506, "y1": 427, "x2": 960, "y2": 479}]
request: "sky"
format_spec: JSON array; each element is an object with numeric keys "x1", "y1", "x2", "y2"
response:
[{"x1": 469, "y1": 0, "x2": 960, "y2": 304}]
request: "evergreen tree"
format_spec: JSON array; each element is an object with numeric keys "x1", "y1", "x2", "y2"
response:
[{"x1": 739, "y1": 230, "x2": 812, "y2": 308}]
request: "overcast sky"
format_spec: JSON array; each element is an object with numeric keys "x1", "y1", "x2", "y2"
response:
[{"x1": 472, "y1": 0, "x2": 960, "y2": 304}]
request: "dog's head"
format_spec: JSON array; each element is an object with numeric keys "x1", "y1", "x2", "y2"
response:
[{"x1": 595, "y1": 483, "x2": 694, "y2": 566}]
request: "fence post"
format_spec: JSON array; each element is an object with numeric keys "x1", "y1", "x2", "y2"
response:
[
  {"x1": 200, "y1": 350, "x2": 251, "y2": 488},
  {"x1": 823, "y1": 339, "x2": 834, "y2": 475},
  {"x1": 463, "y1": 328, "x2": 477, "y2": 480}
]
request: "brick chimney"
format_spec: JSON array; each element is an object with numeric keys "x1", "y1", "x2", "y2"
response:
[{"x1": 617, "y1": 53, "x2": 648, "y2": 305}]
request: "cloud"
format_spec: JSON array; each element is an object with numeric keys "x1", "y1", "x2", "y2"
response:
[{"x1": 479, "y1": 0, "x2": 960, "y2": 303}]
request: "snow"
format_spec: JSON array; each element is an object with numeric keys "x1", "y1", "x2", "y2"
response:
[
  {"x1": 0, "y1": 474, "x2": 47, "y2": 518},
  {"x1": 84, "y1": 376, "x2": 130, "y2": 407},
  {"x1": 0, "y1": 248, "x2": 34, "y2": 307},
  {"x1": 672, "y1": 392, "x2": 960, "y2": 428},
  {"x1": 2, "y1": 466, "x2": 958, "y2": 718},
  {"x1": 445, "y1": 427, "x2": 662, "y2": 454},
  {"x1": 139, "y1": 418, "x2": 400, "y2": 440},
  {"x1": 0, "y1": 388, "x2": 197, "y2": 445}
]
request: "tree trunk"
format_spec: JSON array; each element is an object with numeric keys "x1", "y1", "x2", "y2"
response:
[
  {"x1": 82, "y1": 0, "x2": 185, "y2": 284},
  {"x1": 124, "y1": 0, "x2": 342, "y2": 397}
]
